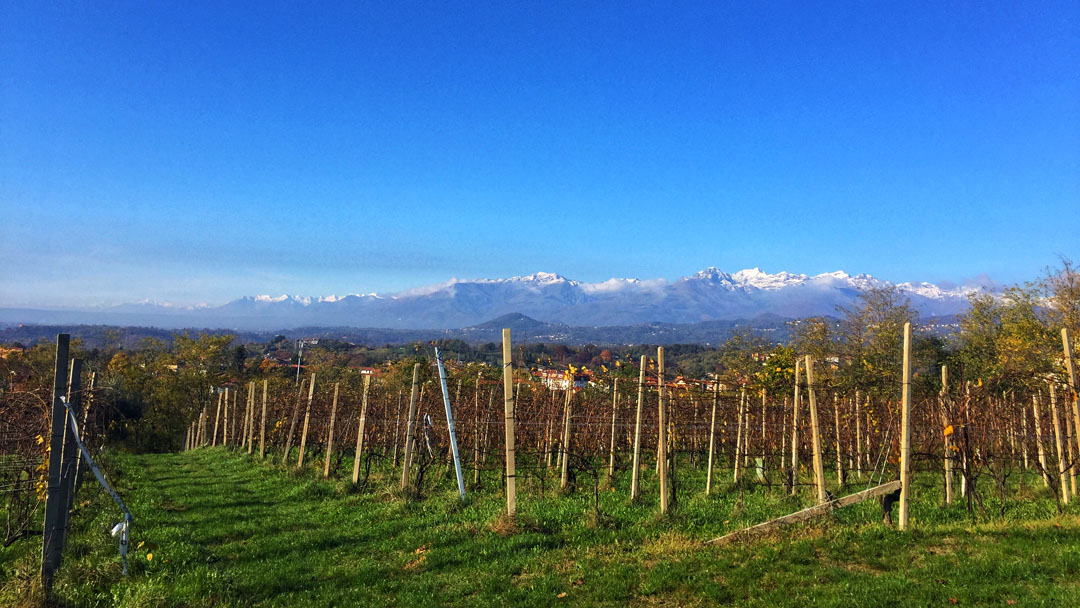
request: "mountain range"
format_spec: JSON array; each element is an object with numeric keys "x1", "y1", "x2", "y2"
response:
[{"x1": 0, "y1": 267, "x2": 989, "y2": 331}]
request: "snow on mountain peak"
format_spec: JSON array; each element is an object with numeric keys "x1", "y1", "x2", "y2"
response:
[
  {"x1": 688, "y1": 267, "x2": 735, "y2": 283},
  {"x1": 731, "y1": 268, "x2": 808, "y2": 290},
  {"x1": 506, "y1": 272, "x2": 571, "y2": 285}
]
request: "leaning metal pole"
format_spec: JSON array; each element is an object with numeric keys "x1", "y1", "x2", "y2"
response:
[{"x1": 435, "y1": 347, "x2": 466, "y2": 499}]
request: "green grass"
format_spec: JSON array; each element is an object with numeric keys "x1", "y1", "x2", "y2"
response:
[{"x1": 4, "y1": 449, "x2": 1079, "y2": 606}]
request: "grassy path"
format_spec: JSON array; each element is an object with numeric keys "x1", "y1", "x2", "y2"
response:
[{"x1": 11, "y1": 449, "x2": 1080, "y2": 606}]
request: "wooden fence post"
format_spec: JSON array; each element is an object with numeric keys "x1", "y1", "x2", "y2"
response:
[
  {"x1": 706, "y1": 381, "x2": 718, "y2": 494},
  {"x1": 297, "y1": 374, "x2": 316, "y2": 468},
  {"x1": 323, "y1": 383, "x2": 340, "y2": 478},
  {"x1": 40, "y1": 333, "x2": 70, "y2": 593},
  {"x1": 630, "y1": 355, "x2": 646, "y2": 500},
  {"x1": 352, "y1": 375, "x2": 372, "y2": 484},
  {"x1": 657, "y1": 347, "x2": 669, "y2": 514},
  {"x1": 503, "y1": 329, "x2": 517, "y2": 515},
  {"x1": 899, "y1": 322, "x2": 913, "y2": 530},
  {"x1": 400, "y1": 364, "x2": 421, "y2": 491},
  {"x1": 806, "y1": 355, "x2": 826, "y2": 504},
  {"x1": 259, "y1": 379, "x2": 268, "y2": 460}
]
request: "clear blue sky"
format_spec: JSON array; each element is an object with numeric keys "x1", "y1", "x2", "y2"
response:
[{"x1": 2, "y1": 2, "x2": 1077, "y2": 307}]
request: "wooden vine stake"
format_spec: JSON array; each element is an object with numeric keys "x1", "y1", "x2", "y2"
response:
[
  {"x1": 790, "y1": 358, "x2": 801, "y2": 495},
  {"x1": 400, "y1": 364, "x2": 421, "y2": 491},
  {"x1": 657, "y1": 346, "x2": 669, "y2": 514},
  {"x1": 734, "y1": 387, "x2": 745, "y2": 483},
  {"x1": 1063, "y1": 328, "x2": 1080, "y2": 473},
  {"x1": 1049, "y1": 383, "x2": 1070, "y2": 504},
  {"x1": 283, "y1": 379, "x2": 306, "y2": 465},
  {"x1": 212, "y1": 390, "x2": 223, "y2": 447},
  {"x1": 560, "y1": 384, "x2": 573, "y2": 490},
  {"x1": 630, "y1": 355, "x2": 646, "y2": 501},
  {"x1": 940, "y1": 366, "x2": 953, "y2": 504},
  {"x1": 706, "y1": 381, "x2": 719, "y2": 494},
  {"x1": 297, "y1": 374, "x2": 316, "y2": 468},
  {"x1": 323, "y1": 383, "x2": 340, "y2": 478},
  {"x1": 607, "y1": 378, "x2": 618, "y2": 481},
  {"x1": 502, "y1": 329, "x2": 517, "y2": 516},
  {"x1": 245, "y1": 382, "x2": 255, "y2": 452},
  {"x1": 899, "y1": 322, "x2": 913, "y2": 530},
  {"x1": 805, "y1": 355, "x2": 826, "y2": 504},
  {"x1": 1032, "y1": 393, "x2": 1050, "y2": 487},
  {"x1": 259, "y1": 379, "x2": 268, "y2": 460},
  {"x1": 352, "y1": 375, "x2": 371, "y2": 484},
  {"x1": 222, "y1": 387, "x2": 230, "y2": 447}
]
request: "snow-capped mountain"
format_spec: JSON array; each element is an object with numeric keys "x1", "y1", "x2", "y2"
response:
[{"x1": 2, "y1": 267, "x2": 983, "y2": 330}]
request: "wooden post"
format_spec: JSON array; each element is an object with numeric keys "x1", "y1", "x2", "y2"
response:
[
  {"x1": 247, "y1": 381, "x2": 256, "y2": 453},
  {"x1": 706, "y1": 381, "x2": 719, "y2": 494},
  {"x1": 833, "y1": 392, "x2": 845, "y2": 487},
  {"x1": 227, "y1": 389, "x2": 234, "y2": 446},
  {"x1": 940, "y1": 366, "x2": 953, "y2": 504},
  {"x1": 560, "y1": 384, "x2": 573, "y2": 490},
  {"x1": 791, "y1": 358, "x2": 801, "y2": 494},
  {"x1": 657, "y1": 347, "x2": 669, "y2": 514},
  {"x1": 392, "y1": 390, "x2": 403, "y2": 467},
  {"x1": 400, "y1": 364, "x2": 421, "y2": 490},
  {"x1": 57, "y1": 358, "x2": 83, "y2": 548},
  {"x1": 40, "y1": 333, "x2": 70, "y2": 592},
  {"x1": 1063, "y1": 328, "x2": 1080, "y2": 470},
  {"x1": 239, "y1": 384, "x2": 248, "y2": 450},
  {"x1": 259, "y1": 379, "x2": 268, "y2": 460},
  {"x1": 607, "y1": 378, "x2": 618, "y2": 481},
  {"x1": 352, "y1": 375, "x2": 371, "y2": 484},
  {"x1": 283, "y1": 379, "x2": 305, "y2": 465},
  {"x1": 630, "y1": 355, "x2": 646, "y2": 500},
  {"x1": 854, "y1": 389, "x2": 862, "y2": 479},
  {"x1": 323, "y1": 383, "x2": 340, "y2": 478},
  {"x1": 899, "y1": 322, "x2": 913, "y2": 530},
  {"x1": 1049, "y1": 383, "x2": 1070, "y2": 504},
  {"x1": 212, "y1": 390, "x2": 223, "y2": 447},
  {"x1": 544, "y1": 388, "x2": 555, "y2": 468},
  {"x1": 806, "y1": 355, "x2": 826, "y2": 504},
  {"x1": 734, "y1": 387, "x2": 745, "y2": 483},
  {"x1": 297, "y1": 374, "x2": 316, "y2": 468},
  {"x1": 502, "y1": 329, "x2": 517, "y2": 516},
  {"x1": 1033, "y1": 393, "x2": 1050, "y2": 487},
  {"x1": 473, "y1": 374, "x2": 482, "y2": 485},
  {"x1": 707, "y1": 480, "x2": 902, "y2": 546}
]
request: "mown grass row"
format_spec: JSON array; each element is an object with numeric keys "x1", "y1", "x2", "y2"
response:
[{"x1": 3, "y1": 448, "x2": 1079, "y2": 606}]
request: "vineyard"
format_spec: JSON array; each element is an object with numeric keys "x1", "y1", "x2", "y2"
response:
[{"x1": 2, "y1": 281, "x2": 1080, "y2": 606}]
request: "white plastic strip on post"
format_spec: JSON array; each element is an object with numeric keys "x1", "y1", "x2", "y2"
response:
[
  {"x1": 61, "y1": 397, "x2": 133, "y2": 575},
  {"x1": 435, "y1": 347, "x2": 466, "y2": 499}
]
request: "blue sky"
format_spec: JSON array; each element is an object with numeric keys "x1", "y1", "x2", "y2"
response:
[{"x1": 2, "y1": 2, "x2": 1077, "y2": 307}]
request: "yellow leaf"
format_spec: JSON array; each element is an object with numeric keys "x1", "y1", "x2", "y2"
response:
[
  {"x1": 146, "y1": 553, "x2": 153, "y2": 561},
  {"x1": 557, "y1": 592, "x2": 568, "y2": 599},
  {"x1": 943, "y1": 425, "x2": 954, "y2": 437}
]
